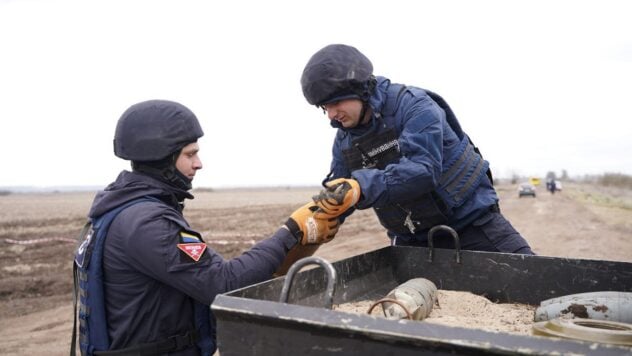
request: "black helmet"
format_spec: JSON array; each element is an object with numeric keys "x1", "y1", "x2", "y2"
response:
[
  {"x1": 301, "y1": 44, "x2": 374, "y2": 106},
  {"x1": 114, "y1": 100, "x2": 204, "y2": 161}
]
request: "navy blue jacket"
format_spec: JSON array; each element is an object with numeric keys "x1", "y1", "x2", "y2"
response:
[
  {"x1": 328, "y1": 77, "x2": 498, "y2": 242},
  {"x1": 88, "y1": 171, "x2": 296, "y2": 352}
]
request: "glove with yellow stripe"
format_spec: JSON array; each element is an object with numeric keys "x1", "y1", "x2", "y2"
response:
[
  {"x1": 312, "y1": 178, "x2": 361, "y2": 219},
  {"x1": 285, "y1": 202, "x2": 340, "y2": 245}
]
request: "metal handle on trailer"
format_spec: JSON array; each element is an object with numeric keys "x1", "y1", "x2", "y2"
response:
[
  {"x1": 427, "y1": 225, "x2": 461, "y2": 264},
  {"x1": 279, "y1": 256, "x2": 337, "y2": 309}
]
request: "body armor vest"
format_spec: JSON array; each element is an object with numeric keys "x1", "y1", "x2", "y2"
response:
[
  {"x1": 342, "y1": 85, "x2": 489, "y2": 235},
  {"x1": 72, "y1": 197, "x2": 214, "y2": 355}
]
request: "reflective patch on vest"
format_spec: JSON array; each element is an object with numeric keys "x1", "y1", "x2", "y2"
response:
[
  {"x1": 177, "y1": 243, "x2": 207, "y2": 262},
  {"x1": 75, "y1": 226, "x2": 95, "y2": 268}
]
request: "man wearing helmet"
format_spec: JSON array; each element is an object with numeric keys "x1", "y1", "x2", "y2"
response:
[
  {"x1": 302, "y1": 44, "x2": 533, "y2": 254},
  {"x1": 72, "y1": 100, "x2": 339, "y2": 356}
]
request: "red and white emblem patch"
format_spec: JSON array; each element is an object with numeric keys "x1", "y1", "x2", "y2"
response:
[{"x1": 177, "y1": 243, "x2": 207, "y2": 262}]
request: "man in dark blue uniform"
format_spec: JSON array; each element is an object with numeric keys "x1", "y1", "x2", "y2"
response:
[
  {"x1": 73, "y1": 100, "x2": 339, "y2": 355},
  {"x1": 301, "y1": 44, "x2": 533, "y2": 254}
]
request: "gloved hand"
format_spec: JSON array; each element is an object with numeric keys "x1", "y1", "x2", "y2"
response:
[
  {"x1": 285, "y1": 202, "x2": 340, "y2": 245},
  {"x1": 312, "y1": 178, "x2": 361, "y2": 219}
]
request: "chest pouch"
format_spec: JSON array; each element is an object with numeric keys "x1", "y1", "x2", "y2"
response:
[{"x1": 342, "y1": 128, "x2": 400, "y2": 170}]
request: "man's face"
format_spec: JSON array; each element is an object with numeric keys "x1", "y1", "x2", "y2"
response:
[
  {"x1": 176, "y1": 142, "x2": 203, "y2": 181},
  {"x1": 322, "y1": 99, "x2": 364, "y2": 128}
]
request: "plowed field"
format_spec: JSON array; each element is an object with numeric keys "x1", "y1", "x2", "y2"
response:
[{"x1": 1, "y1": 183, "x2": 631, "y2": 355}]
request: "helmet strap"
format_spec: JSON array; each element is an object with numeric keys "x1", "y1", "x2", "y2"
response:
[
  {"x1": 354, "y1": 75, "x2": 376, "y2": 128},
  {"x1": 132, "y1": 152, "x2": 193, "y2": 192},
  {"x1": 358, "y1": 102, "x2": 370, "y2": 126}
]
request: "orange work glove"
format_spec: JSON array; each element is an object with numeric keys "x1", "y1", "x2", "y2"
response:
[
  {"x1": 312, "y1": 178, "x2": 361, "y2": 219},
  {"x1": 285, "y1": 202, "x2": 340, "y2": 245}
]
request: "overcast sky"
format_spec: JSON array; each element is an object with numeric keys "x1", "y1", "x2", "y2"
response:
[{"x1": 1, "y1": 0, "x2": 631, "y2": 189}]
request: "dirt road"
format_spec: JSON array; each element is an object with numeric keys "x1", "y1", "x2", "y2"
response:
[{"x1": 0, "y1": 183, "x2": 630, "y2": 355}]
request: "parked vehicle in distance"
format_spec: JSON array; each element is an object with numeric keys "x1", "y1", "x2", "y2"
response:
[
  {"x1": 529, "y1": 177, "x2": 541, "y2": 186},
  {"x1": 519, "y1": 183, "x2": 537, "y2": 198}
]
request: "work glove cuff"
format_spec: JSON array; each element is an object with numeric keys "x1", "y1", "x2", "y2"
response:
[{"x1": 284, "y1": 218, "x2": 302, "y2": 243}]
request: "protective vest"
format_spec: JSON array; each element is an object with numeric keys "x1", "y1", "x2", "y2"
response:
[
  {"x1": 342, "y1": 85, "x2": 490, "y2": 235},
  {"x1": 71, "y1": 197, "x2": 214, "y2": 356}
]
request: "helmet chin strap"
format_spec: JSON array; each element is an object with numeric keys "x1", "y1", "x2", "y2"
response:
[
  {"x1": 327, "y1": 77, "x2": 376, "y2": 130},
  {"x1": 348, "y1": 102, "x2": 371, "y2": 129},
  {"x1": 132, "y1": 152, "x2": 193, "y2": 192},
  {"x1": 162, "y1": 165, "x2": 193, "y2": 191},
  {"x1": 350, "y1": 76, "x2": 376, "y2": 129}
]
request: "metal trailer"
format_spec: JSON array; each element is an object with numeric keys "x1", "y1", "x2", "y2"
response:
[{"x1": 212, "y1": 242, "x2": 632, "y2": 355}]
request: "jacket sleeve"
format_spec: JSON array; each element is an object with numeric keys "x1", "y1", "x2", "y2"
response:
[
  {"x1": 117, "y1": 205, "x2": 297, "y2": 305},
  {"x1": 352, "y1": 94, "x2": 447, "y2": 209}
]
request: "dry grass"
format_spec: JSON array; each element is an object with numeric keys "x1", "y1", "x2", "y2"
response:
[{"x1": 564, "y1": 183, "x2": 632, "y2": 231}]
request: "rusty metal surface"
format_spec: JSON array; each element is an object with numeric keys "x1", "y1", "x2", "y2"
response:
[{"x1": 535, "y1": 291, "x2": 632, "y2": 323}]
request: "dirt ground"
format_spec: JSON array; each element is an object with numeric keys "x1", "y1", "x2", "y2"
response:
[{"x1": 0, "y1": 182, "x2": 631, "y2": 355}]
